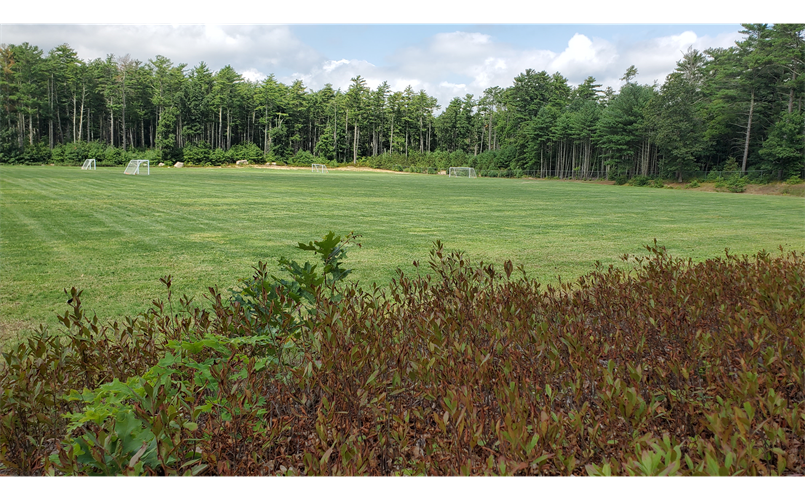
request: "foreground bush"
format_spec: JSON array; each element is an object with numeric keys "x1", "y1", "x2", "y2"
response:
[{"x1": 0, "y1": 237, "x2": 803, "y2": 476}]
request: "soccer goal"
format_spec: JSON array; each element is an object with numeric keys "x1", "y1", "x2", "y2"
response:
[
  {"x1": 449, "y1": 167, "x2": 476, "y2": 178},
  {"x1": 124, "y1": 160, "x2": 150, "y2": 175},
  {"x1": 81, "y1": 159, "x2": 96, "y2": 170},
  {"x1": 312, "y1": 163, "x2": 329, "y2": 173}
]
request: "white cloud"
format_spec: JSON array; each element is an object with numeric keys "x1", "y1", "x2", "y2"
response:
[
  {"x1": 0, "y1": 24, "x2": 323, "y2": 75},
  {"x1": 288, "y1": 59, "x2": 381, "y2": 91},
  {"x1": 241, "y1": 69, "x2": 267, "y2": 82},
  {"x1": 546, "y1": 34, "x2": 618, "y2": 81}
]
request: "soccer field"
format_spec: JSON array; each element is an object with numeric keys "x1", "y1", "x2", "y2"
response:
[{"x1": 2, "y1": 164, "x2": 804, "y2": 338}]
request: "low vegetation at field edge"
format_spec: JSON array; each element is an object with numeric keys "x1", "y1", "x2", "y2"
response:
[{"x1": 1, "y1": 233, "x2": 803, "y2": 476}]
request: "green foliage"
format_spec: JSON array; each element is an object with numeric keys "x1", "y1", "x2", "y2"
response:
[
  {"x1": 229, "y1": 143, "x2": 266, "y2": 165},
  {"x1": 56, "y1": 375, "x2": 170, "y2": 475},
  {"x1": 209, "y1": 148, "x2": 228, "y2": 166},
  {"x1": 103, "y1": 145, "x2": 128, "y2": 166},
  {"x1": 230, "y1": 231, "x2": 360, "y2": 336},
  {"x1": 182, "y1": 142, "x2": 213, "y2": 166},
  {"x1": 595, "y1": 83, "x2": 656, "y2": 173},
  {"x1": 785, "y1": 175, "x2": 803, "y2": 185},
  {"x1": 287, "y1": 150, "x2": 317, "y2": 166},
  {"x1": 715, "y1": 173, "x2": 749, "y2": 193},
  {"x1": 628, "y1": 175, "x2": 651, "y2": 186},
  {"x1": 759, "y1": 111, "x2": 805, "y2": 178},
  {"x1": 19, "y1": 141, "x2": 51, "y2": 164},
  {"x1": 649, "y1": 72, "x2": 706, "y2": 180},
  {"x1": 688, "y1": 179, "x2": 700, "y2": 188},
  {"x1": 723, "y1": 157, "x2": 739, "y2": 172}
]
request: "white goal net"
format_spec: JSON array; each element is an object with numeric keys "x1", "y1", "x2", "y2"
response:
[
  {"x1": 81, "y1": 159, "x2": 96, "y2": 170},
  {"x1": 449, "y1": 167, "x2": 476, "y2": 178},
  {"x1": 124, "y1": 160, "x2": 150, "y2": 175},
  {"x1": 312, "y1": 163, "x2": 329, "y2": 173}
]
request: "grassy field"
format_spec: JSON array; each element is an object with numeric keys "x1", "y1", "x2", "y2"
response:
[{"x1": 2, "y1": 164, "x2": 803, "y2": 339}]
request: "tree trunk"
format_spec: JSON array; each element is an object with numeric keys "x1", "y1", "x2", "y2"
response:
[
  {"x1": 488, "y1": 113, "x2": 493, "y2": 151},
  {"x1": 78, "y1": 83, "x2": 85, "y2": 144},
  {"x1": 72, "y1": 95, "x2": 77, "y2": 143},
  {"x1": 741, "y1": 89, "x2": 754, "y2": 175},
  {"x1": 345, "y1": 109, "x2": 349, "y2": 162},
  {"x1": 789, "y1": 87, "x2": 794, "y2": 114},
  {"x1": 121, "y1": 87, "x2": 126, "y2": 151},
  {"x1": 264, "y1": 107, "x2": 269, "y2": 154},
  {"x1": 110, "y1": 103, "x2": 114, "y2": 147},
  {"x1": 48, "y1": 76, "x2": 53, "y2": 149},
  {"x1": 353, "y1": 124, "x2": 358, "y2": 164},
  {"x1": 420, "y1": 115, "x2": 424, "y2": 153},
  {"x1": 571, "y1": 142, "x2": 576, "y2": 179}
]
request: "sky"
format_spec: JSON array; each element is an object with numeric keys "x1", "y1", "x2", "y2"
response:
[{"x1": 1, "y1": 1, "x2": 795, "y2": 112}]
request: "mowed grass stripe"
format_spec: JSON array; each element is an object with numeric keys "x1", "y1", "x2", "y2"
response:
[{"x1": 1, "y1": 165, "x2": 803, "y2": 335}]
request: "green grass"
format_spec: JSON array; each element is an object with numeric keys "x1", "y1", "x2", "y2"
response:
[{"x1": 2, "y1": 164, "x2": 804, "y2": 338}]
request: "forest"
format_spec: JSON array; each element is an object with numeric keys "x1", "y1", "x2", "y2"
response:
[{"x1": 0, "y1": 24, "x2": 803, "y2": 181}]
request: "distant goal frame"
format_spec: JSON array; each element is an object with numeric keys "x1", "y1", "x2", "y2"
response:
[
  {"x1": 124, "y1": 159, "x2": 150, "y2": 175},
  {"x1": 312, "y1": 163, "x2": 329, "y2": 173},
  {"x1": 81, "y1": 159, "x2": 96, "y2": 170},
  {"x1": 449, "y1": 167, "x2": 476, "y2": 178}
]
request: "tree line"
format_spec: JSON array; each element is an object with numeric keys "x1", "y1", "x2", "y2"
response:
[{"x1": 1, "y1": 24, "x2": 802, "y2": 180}]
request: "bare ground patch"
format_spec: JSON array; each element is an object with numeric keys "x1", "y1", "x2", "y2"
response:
[
  {"x1": 0, "y1": 318, "x2": 41, "y2": 347},
  {"x1": 665, "y1": 181, "x2": 805, "y2": 196},
  {"x1": 253, "y1": 165, "x2": 411, "y2": 174}
]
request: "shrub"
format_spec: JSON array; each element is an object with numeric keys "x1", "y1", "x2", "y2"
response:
[
  {"x1": 2, "y1": 236, "x2": 804, "y2": 476},
  {"x1": 287, "y1": 150, "x2": 316, "y2": 166},
  {"x1": 613, "y1": 175, "x2": 627, "y2": 185},
  {"x1": 209, "y1": 148, "x2": 228, "y2": 166},
  {"x1": 138, "y1": 149, "x2": 163, "y2": 164},
  {"x1": 785, "y1": 175, "x2": 803, "y2": 185},
  {"x1": 19, "y1": 142, "x2": 51, "y2": 165},
  {"x1": 688, "y1": 179, "x2": 700, "y2": 188},
  {"x1": 229, "y1": 143, "x2": 265, "y2": 164},
  {"x1": 628, "y1": 175, "x2": 651, "y2": 187},
  {"x1": 103, "y1": 146, "x2": 127, "y2": 166},
  {"x1": 722, "y1": 156, "x2": 739, "y2": 172},
  {"x1": 183, "y1": 142, "x2": 213, "y2": 166},
  {"x1": 716, "y1": 173, "x2": 749, "y2": 193}
]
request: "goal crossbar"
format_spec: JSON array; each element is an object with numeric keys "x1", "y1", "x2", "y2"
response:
[
  {"x1": 81, "y1": 159, "x2": 96, "y2": 170},
  {"x1": 124, "y1": 160, "x2": 150, "y2": 175},
  {"x1": 312, "y1": 163, "x2": 329, "y2": 173}
]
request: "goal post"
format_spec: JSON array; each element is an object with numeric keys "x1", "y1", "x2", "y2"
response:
[
  {"x1": 312, "y1": 163, "x2": 329, "y2": 173},
  {"x1": 81, "y1": 159, "x2": 96, "y2": 170},
  {"x1": 124, "y1": 160, "x2": 150, "y2": 175},
  {"x1": 449, "y1": 167, "x2": 476, "y2": 178}
]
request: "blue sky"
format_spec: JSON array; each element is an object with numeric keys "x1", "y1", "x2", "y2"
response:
[
  {"x1": 291, "y1": 24, "x2": 743, "y2": 62},
  {"x1": 0, "y1": 23, "x2": 744, "y2": 107}
]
